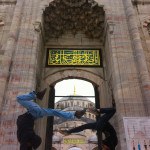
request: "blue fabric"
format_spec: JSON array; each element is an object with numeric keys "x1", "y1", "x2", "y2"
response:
[{"x1": 17, "y1": 91, "x2": 75, "y2": 119}]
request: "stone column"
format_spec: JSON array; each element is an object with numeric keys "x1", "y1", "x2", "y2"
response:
[
  {"x1": 122, "y1": 0, "x2": 150, "y2": 115},
  {"x1": 0, "y1": 0, "x2": 24, "y2": 112},
  {"x1": 0, "y1": 0, "x2": 44, "y2": 149}
]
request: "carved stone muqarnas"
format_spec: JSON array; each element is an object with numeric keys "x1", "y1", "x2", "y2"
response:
[{"x1": 43, "y1": 0, "x2": 104, "y2": 39}]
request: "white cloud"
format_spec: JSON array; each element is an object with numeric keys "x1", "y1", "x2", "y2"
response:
[{"x1": 55, "y1": 79, "x2": 95, "y2": 103}]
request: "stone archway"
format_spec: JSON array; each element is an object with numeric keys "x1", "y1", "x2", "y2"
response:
[
  {"x1": 45, "y1": 69, "x2": 104, "y2": 86},
  {"x1": 36, "y1": 69, "x2": 106, "y2": 150}
]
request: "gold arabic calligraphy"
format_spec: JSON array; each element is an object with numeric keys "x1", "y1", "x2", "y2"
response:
[{"x1": 48, "y1": 49, "x2": 100, "y2": 66}]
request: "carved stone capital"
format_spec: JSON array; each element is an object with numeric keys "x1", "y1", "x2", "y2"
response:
[
  {"x1": 0, "y1": 15, "x2": 4, "y2": 26},
  {"x1": 107, "y1": 21, "x2": 115, "y2": 34},
  {"x1": 33, "y1": 21, "x2": 42, "y2": 32}
]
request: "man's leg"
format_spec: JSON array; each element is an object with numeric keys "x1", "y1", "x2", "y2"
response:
[
  {"x1": 17, "y1": 91, "x2": 85, "y2": 119},
  {"x1": 59, "y1": 108, "x2": 116, "y2": 135},
  {"x1": 68, "y1": 122, "x2": 97, "y2": 133},
  {"x1": 102, "y1": 122, "x2": 118, "y2": 150},
  {"x1": 17, "y1": 91, "x2": 40, "y2": 111},
  {"x1": 95, "y1": 108, "x2": 116, "y2": 130},
  {"x1": 38, "y1": 108, "x2": 76, "y2": 119},
  {"x1": 59, "y1": 122, "x2": 97, "y2": 135},
  {"x1": 20, "y1": 142, "x2": 32, "y2": 150}
]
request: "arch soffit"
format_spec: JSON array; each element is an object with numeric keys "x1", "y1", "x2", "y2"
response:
[{"x1": 45, "y1": 69, "x2": 104, "y2": 86}]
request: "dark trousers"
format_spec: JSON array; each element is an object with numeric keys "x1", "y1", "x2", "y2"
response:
[
  {"x1": 68, "y1": 108, "x2": 116, "y2": 133},
  {"x1": 20, "y1": 142, "x2": 32, "y2": 150}
]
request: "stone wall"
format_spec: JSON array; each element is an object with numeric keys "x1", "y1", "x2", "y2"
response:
[{"x1": 0, "y1": 0, "x2": 150, "y2": 150}]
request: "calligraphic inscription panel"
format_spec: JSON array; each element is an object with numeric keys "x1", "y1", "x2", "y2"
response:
[
  {"x1": 46, "y1": 49, "x2": 102, "y2": 67},
  {"x1": 64, "y1": 138, "x2": 85, "y2": 144}
]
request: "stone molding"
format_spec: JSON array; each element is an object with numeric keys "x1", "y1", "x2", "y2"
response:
[
  {"x1": 33, "y1": 21, "x2": 42, "y2": 32},
  {"x1": 107, "y1": 21, "x2": 115, "y2": 34},
  {"x1": 132, "y1": 0, "x2": 150, "y2": 5},
  {"x1": 0, "y1": 15, "x2": 4, "y2": 26},
  {"x1": 0, "y1": 0, "x2": 16, "y2": 4}
]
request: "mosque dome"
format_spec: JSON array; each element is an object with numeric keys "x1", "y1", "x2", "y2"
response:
[
  {"x1": 59, "y1": 94, "x2": 91, "y2": 101},
  {"x1": 55, "y1": 94, "x2": 95, "y2": 111},
  {"x1": 63, "y1": 106, "x2": 84, "y2": 111}
]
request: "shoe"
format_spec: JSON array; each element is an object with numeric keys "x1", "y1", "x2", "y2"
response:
[
  {"x1": 36, "y1": 88, "x2": 47, "y2": 100},
  {"x1": 75, "y1": 108, "x2": 86, "y2": 119},
  {"x1": 59, "y1": 130, "x2": 70, "y2": 136}
]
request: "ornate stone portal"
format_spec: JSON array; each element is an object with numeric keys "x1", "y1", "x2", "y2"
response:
[{"x1": 43, "y1": 0, "x2": 104, "y2": 40}]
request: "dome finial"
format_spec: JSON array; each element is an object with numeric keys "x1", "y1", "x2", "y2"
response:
[{"x1": 74, "y1": 85, "x2": 76, "y2": 96}]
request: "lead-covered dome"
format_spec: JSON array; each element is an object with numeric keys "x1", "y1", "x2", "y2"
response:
[{"x1": 59, "y1": 94, "x2": 90, "y2": 101}]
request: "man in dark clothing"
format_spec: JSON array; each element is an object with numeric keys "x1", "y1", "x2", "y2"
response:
[
  {"x1": 102, "y1": 122, "x2": 118, "y2": 150},
  {"x1": 16, "y1": 89, "x2": 86, "y2": 150},
  {"x1": 17, "y1": 112, "x2": 42, "y2": 150},
  {"x1": 59, "y1": 107, "x2": 118, "y2": 150}
]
